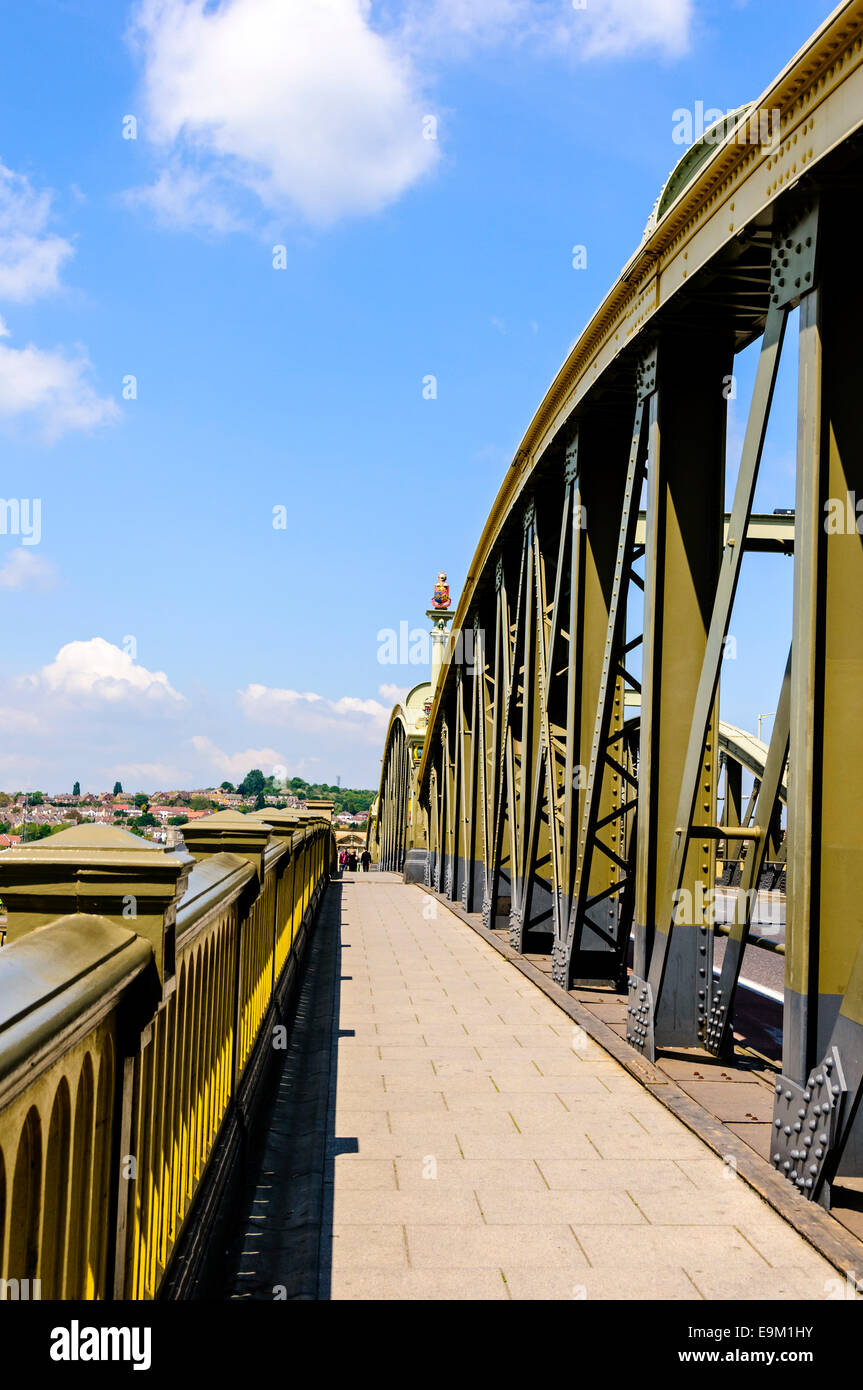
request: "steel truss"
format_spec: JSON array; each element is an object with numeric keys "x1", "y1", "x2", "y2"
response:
[{"x1": 376, "y1": 12, "x2": 863, "y2": 1207}]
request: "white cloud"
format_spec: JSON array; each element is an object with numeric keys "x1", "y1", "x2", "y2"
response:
[
  {"x1": 129, "y1": 0, "x2": 438, "y2": 228},
  {"x1": 0, "y1": 168, "x2": 116, "y2": 440},
  {"x1": 0, "y1": 705, "x2": 40, "y2": 732},
  {"x1": 190, "y1": 735, "x2": 292, "y2": 782},
  {"x1": 124, "y1": 163, "x2": 250, "y2": 234},
  {"x1": 0, "y1": 548, "x2": 57, "y2": 590},
  {"x1": 113, "y1": 759, "x2": 186, "y2": 785},
  {"x1": 403, "y1": 0, "x2": 694, "y2": 59},
  {"x1": 0, "y1": 320, "x2": 118, "y2": 440},
  {"x1": 378, "y1": 682, "x2": 409, "y2": 705},
  {"x1": 576, "y1": 0, "x2": 693, "y2": 59},
  {"x1": 37, "y1": 638, "x2": 184, "y2": 704},
  {"x1": 127, "y1": 0, "x2": 693, "y2": 236},
  {"x1": 239, "y1": 681, "x2": 390, "y2": 742},
  {"x1": 0, "y1": 161, "x2": 74, "y2": 302}
]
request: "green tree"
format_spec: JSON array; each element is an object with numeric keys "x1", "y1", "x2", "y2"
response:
[
  {"x1": 219, "y1": 781, "x2": 234, "y2": 792},
  {"x1": 113, "y1": 781, "x2": 123, "y2": 796},
  {"x1": 190, "y1": 796, "x2": 213, "y2": 811},
  {"x1": 134, "y1": 793, "x2": 149, "y2": 809},
  {"x1": 254, "y1": 791, "x2": 266, "y2": 810},
  {"x1": 168, "y1": 814, "x2": 188, "y2": 826},
  {"x1": 23, "y1": 822, "x2": 53, "y2": 842},
  {"x1": 238, "y1": 769, "x2": 265, "y2": 798},
  {"x1": 73, "y1": 781, "x2": 81, "y2": 797},
  {"x1": 27, "y1": 791, "x2": 44, "y2": 806}
]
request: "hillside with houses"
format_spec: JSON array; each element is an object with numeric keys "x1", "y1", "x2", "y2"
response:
[{"x1": 0, "y1": 770, "x2": 374, "y2": 847}]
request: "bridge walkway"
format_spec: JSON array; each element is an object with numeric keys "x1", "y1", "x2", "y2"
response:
[{"x1": 222, "y1": 875, "x2": 836, "y2": 1301}]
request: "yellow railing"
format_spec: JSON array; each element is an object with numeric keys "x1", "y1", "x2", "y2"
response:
[{"x1": 0, "y1": 815, "x2": 334, "y2": 1300}]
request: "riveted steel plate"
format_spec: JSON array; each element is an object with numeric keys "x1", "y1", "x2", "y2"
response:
[
  {"x1": 626, "y1": 973, "x2": 655, "y2": 1057},
  {"x1": 769, "y1": 203, "x2": 818, "y2": 309},
  {"x1": 770, "y1": 1046, "x2": 846, "y2": 1199}
]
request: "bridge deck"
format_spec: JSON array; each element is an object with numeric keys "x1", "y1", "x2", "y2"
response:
[{"x1": 224, "y1": 876, "x2": 837, "y2": 1301}]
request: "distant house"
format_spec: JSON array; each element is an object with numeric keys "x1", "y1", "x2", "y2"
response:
[
  {"x1": 0, "y1": 834, "x2": 21, "y2": 848},
  {"x1": 155, "y1": 807, "x2": 211, "y2": 823}
]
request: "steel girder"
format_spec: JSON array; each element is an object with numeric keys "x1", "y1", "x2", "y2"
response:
[
  {"x1": 378, "y1": 718, "x2": 411, "y2": 873},
  {"x1": 382, "y1": 15, "x2": 863, "y2": 1203}
]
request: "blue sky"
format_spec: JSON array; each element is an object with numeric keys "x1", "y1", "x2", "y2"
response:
[{"x1": 0, "y1": 0, "x2": 834, "y2": 792}]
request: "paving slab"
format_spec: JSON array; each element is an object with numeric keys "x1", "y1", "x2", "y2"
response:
[{"x1": 224, "y1": 877, "x2": 842, "y2": 1301}]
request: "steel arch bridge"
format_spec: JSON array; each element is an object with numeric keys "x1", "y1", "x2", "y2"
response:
[{"x1": 373, "y1": 1, "x2": 863, "y2": 1209}]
